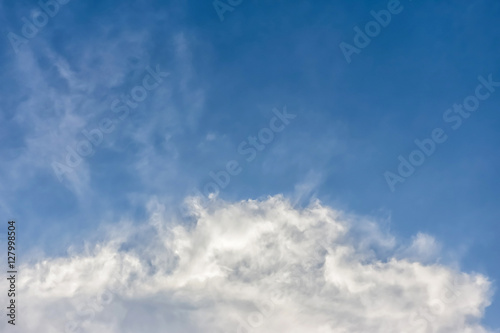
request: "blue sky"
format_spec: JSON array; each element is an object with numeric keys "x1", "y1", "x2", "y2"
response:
[{"x1": 0, "y1": 0, "x2": 499, "y2": 331}]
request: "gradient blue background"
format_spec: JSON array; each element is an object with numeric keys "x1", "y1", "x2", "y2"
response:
[{"x1": 0, "y1": 0, "x2": 499, "y2": 328}]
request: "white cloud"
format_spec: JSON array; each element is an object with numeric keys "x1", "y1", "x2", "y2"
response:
[
  {"x1": 397, "y1": 232, "x2": 443, "y2": 264},
  {"x1": 0, "y1": 28, "x2": 145, "y2": 199},
  {"x1": 5, "y1": 195, "x2": 494, "y2": 332}
]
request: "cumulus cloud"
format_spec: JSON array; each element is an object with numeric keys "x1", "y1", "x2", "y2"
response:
[{"x1": 6, "y1": 195, "x2": 494, "y2": 333}]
